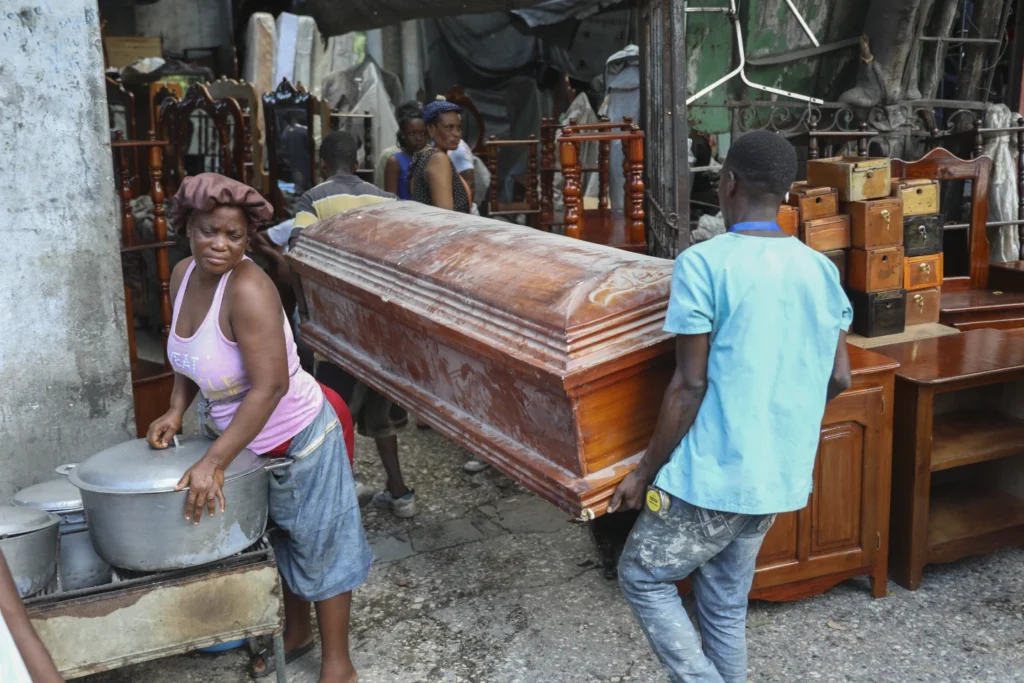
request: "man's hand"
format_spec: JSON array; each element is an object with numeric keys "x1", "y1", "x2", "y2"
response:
[
  {"x1": 147, "y1": 409, "x2": 183, "y2": 450},
  {"x1": 607, "y1": 468, "x2": 652, "y2": 514},
  {"x1": 175, "y1": 457, "x2": 227, "y2": 525}
]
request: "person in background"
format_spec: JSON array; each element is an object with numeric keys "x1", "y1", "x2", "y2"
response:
[
  {"x1": 0, "y1": 553, "x2": 62, "y2": 683},
  {"x1": 383, "y1": 105, "x2": 428, "y2": 199},
  {"x1": 448, "y1": 137, "x2": 477, "y2": 203},
  {"x1": 148, "y1": 173, "x2": 369, "y2": 682},
  {"x1": 408, "y1": 98, "x2": 472, "y2": 213},
  {"x1": 289, "y1": 131, "x2": 419, "y2": 518},
  {"x1": 373, "y1": 100, "x2": 423, "y2": 189},
  {"x1": 607, "y1": 131, "x2": 852, "y2": 683}
]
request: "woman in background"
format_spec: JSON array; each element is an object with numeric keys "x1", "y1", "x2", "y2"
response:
[
  {"x1": 408, "y1": 98, "x2": 471, "y2": 213},
  {"x1": 373, "y1": 100, "x2": 423, "y2": 189},
  {"x1": 383, "y1": 105, "x2": 428, "y2": 199}
]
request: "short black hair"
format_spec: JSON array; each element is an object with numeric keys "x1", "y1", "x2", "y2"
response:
[
  {"x1": 724, "y1": 130, "x2": 798, "y2": 196},
  {"x1": 320, "y1": 130, "x2": 358, "y2": 173},
  {"x1": 395, "y1": 100, "x2": 423, "y2": 121}
]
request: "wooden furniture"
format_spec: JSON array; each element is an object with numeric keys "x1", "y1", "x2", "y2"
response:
[
  {"x1": 807, "y1": 120, "x2": 878, "y2": 161},
  {"x1": 906, "y1": 288, "x2": 941, "y2": 326},
  {"x1": 112, "y1": 133, "x2": 175, "y2": 438},
  {"x1": 319, "y1": 100, "x2": 374, "y2": 183},
  {"x1": 158, "y1": 84, "x2": 245, "y2": 195},
  {"x1": 787, "y1": 186, "x2": 838, "y2": 221},
  {"x1": 801, "y1": 215, "x2": 851, "y2": 252},
  {"x1": 539, "y1": 117, "x2": 561, "y2": 231},
  {"x1": 263, "y1": 78, "x2": 317, "y2": 219},
  {"x1": 483, "y1": 135, "x2": 540, "y2": 225},
  {"x1": 205, "y1": 77, "x2": 267, "y2": 193},
  {"x1": 847, "y1": 197, "x2": 903, "y2": 249},
  {"x1": 287, "y1": 202, "x2": 674, "y2": 519},
  {"x1": 875, "y1": 328, "x2": 1024, "y2": 590},
  {"x1": 748, "y1": 345, "x2": 897, "y2": 600},
  {"x1": 848, "y1": 246, "x2": 903, "y2": 293},
  {"x1": 559, "y1": 124, "x2": 646, "y2": 253},
  {"x1": 807, "y1": 156, "x2": 891, "y2": 202}
]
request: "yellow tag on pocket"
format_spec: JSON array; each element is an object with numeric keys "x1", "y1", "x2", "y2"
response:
[{"x1": 646, "y1": 489, "x2": 662, "y2": 513}]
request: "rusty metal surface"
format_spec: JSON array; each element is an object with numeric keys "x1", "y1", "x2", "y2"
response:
[{"x1": 25, "y1": 538, "x2": 283, "y2": 680}]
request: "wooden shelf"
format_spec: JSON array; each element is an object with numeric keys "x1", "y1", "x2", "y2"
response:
[
  {"x1": 131, "y1": 358, "x2": 173, "y2": 384},
  {"x1": 931, "y1": 410, "x2": 1024, "y2": 471},
  {"x1": 927, "y1": 486, "x2": 1024, "y2": 564}
]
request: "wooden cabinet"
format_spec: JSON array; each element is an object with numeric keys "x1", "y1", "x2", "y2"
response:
[{"x1": 749, "y1": 346, "x2": 895, "y2": 601}]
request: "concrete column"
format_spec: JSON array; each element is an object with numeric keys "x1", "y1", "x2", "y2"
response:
[
  {"x1": 0, "y1": 1, "x2": 134, "y2": 497},
  {"x1": 365, "y1": 28, "x2": 384, "y2": 67},
  {"x1": 401, "y1": 20, "x2": 422, "y2": 102}
]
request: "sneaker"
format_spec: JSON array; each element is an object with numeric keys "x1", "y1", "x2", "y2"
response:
[
  {"x1": 371, "y1": 489, "x2": 417, "y2": 518},
  {"x1": 463, "y1": 458, "x2": 490, "y2": 473},
  {"x1": 354, "y1": 479, "x2": 376, "y2": 508}
]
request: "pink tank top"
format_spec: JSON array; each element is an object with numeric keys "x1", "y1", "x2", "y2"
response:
[{"x1": 166, "y1": 259, "x2": 323, "y2": 454}]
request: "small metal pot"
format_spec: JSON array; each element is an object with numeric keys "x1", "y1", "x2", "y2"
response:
[
  {"x1": 0, "y1": 505, "x2": 60, "y2": 597},
  {"x1": 12, "y1": 464, "x2": 111, "y2": 590},
  {"x1": 69, "y1": 437, "x2": 275, "y2": 572}
]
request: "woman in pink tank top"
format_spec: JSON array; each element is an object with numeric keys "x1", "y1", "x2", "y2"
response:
[{"x1": 146, "y1": 174, "x2": 369, "y2": 683}]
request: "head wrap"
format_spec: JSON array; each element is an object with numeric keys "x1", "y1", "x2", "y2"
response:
[
  {"x1": 422, "y1": 97, "x2": 461, "y2": 124},
  {"x1": 169, "y1": 173, "x2": 273, "y2": 234}
]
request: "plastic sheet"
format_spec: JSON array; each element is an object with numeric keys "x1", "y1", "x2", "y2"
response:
[{"x1": 982, "y1": 104, "x2": 1021, "y2": 263}]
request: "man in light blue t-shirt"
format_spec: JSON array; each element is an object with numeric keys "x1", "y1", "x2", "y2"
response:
[{"x1": 608, "y1": 131, "x2": 853, "y2": 683}]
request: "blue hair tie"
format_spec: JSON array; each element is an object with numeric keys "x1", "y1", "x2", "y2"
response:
[{"x1": 423, "y1": 100, "x2": 461, "y2": 123}]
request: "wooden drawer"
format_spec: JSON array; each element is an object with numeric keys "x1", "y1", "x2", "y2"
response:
[
  {"x1": 806, "y1": 156, "x2": 891, "y2": 202},
  {"x1": 905, "y1": 287, "x2": 940, "y2": 326},
  {"x1": 850, "y1": 289, "x2": 906, "y2": 337},
  {"x1": 904, "y1": 253, "x2": 943, "y2": 291},
  {"x1": 891, "y1": 178, "x2": 940, "y2": 216},
  {"x1": 823, "y1": 249, "x2": 847, "y2": 286},
  {"x1": 846, "y1": 197, "x2": 903, "y2": 249},
  {"x1": 802, "y1": 215, "x2": 851, "y2": 252},
  {"x1": 786, "y1": 186, "x2": 838, "y2": 221},
  {"x1": 848, "y1": 246, "x2": 904, "y2": 293},
  {"x1": 902, "y1": 214, "x2": 943, "y2": 257},
  {"x1": 777, "y1": 204, "x2": 800, "y2": 237}
]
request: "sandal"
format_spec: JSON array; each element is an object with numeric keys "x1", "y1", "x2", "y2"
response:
[{"x1": 249, "y1": 639, "x2": 315, "y2": 679}]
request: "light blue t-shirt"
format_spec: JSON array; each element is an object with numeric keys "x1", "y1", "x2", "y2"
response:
[{"x1": 654, "y1": 232, "x2": 853, "y2": 515}]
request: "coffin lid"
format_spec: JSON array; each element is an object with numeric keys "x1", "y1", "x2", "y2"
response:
[{"x1": 291, "y1": 203, "x2": 673, "y2": 373}]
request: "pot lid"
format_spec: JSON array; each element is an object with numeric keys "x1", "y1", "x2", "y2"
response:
[
  {"x1": 69, "y1": 437, "x2": 266, "y2": 495},
  {"x1": 0, "y1": 505, "x2": 60, "y2": 539},
  {"x1": 12, "y1": 476, "x2": 83, "y2": 514}
]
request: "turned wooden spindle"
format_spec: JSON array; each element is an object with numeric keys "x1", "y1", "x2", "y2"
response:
[
  {"x1": 973, "y1": 118, "x2": 984, "y2": 159},
  {"x1": 487, "y1": 135, "x2": 500, "y2": 212},
  {"x1": 627, "y1": 133, "x2": 646, "y2": 246},
  {"x1": 560, "y1": 139, "x2": 582, "y2": 239},
  {"x1": 149, "y1": 131, "x2": 172, "y2": 343},
  {"x1": 598, "y1": 137, "x2": 611, "y2": 210},
  {"x1": 240, "y1": 113, "x2": 254, "y2": 186},
  {"x1": 1017, "y1": 117, "x2": 1024, "y2": 260},
  {"x1": 540, "y1": 118, "x2": 556, "y2": 230},
  {"x1": 526, "y1": 135, "x2": 538, "y2": 209},
  {"x1": 808, "y1": 119, "x2": 819, "y2": 160},
  {"x1": 858, "y1": 122, "x2": 870, "y2": 157},
  {"x1": 116, "y1": 132, "x2": 135, "y2": 248},
  {"x1": 363, "y1": 112, "x2": 373, "y2": 170}
]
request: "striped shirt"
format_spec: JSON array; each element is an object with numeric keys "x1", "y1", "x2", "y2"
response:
[{"x1": 292, "y1": 173, "x2": 396, "y2": 230}]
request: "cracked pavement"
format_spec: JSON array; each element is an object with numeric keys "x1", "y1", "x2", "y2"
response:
[{"x1": 84, "y1": 424, "x2": 1024, "y2": 682}]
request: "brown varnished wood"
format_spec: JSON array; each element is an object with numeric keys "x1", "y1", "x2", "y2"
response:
[
  {"x1": 205, "y1": 77, "x2": 266, "y2": 193},
  {"x1": 891, "y1": 148, "x2": 992, "y2": 290},
  {"x1": 786, "y1": 186, "x2": 838, "y2": 222},
  {"x1": 890, "y1": 178, "x2": 940, "y2": 216},
  {"x1": 159, "y1": 84, "x2": 246, "y2": 190},
  {"x1": 905, "y1": 287, "x2": 941, "y2": 326},
  {"x1": 846, "y1": 197, "x2": 904, "y2": 249},
  {"x1": 263, "y1": 78, "x2": 317, "y2": 219},
  {"x1": 483, "y1": 136, "x2": 541, "y2": 226},
  {"x1": 848, "y1": 246, "x2": 904, "y2": 293},
  {"x1": 904, "y1": 253, "x2": 943, "y2": 291},
  {"x1": 444, "y1": 87, "x2": 486, "y2": 154},
  {"x1": 801, "y1": 215, "x2": 851, "y2": 252},
  {"x1": 875, "y1": 327, "x2": 1024, "y2": 589},
  {"x1": 539, "y1": 118, "x2": 558, "y2": 231},
  {"x1": 806, "y1": 156, "x2": 891, "y2": 202},
  {"x1": 287, "y1": 202, "x2": 674, "y2": 518},
  {"x1": 777, "y1": 204, "x2": 800, "y2": 237}
]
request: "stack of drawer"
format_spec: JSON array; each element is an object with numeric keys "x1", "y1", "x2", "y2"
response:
[
  {"x1": 892, "y1": 178, "x2": 943, "y2": 327},
  {"x1": 807, "y1": 156, "x2": 906, "y2": 337},
  {"x1": 784, "y1": 183, "x2": 848, "y2": 284}
]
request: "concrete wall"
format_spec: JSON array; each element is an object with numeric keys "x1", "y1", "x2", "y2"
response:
[
  {"x1": 0, "y1": 1, "x2": 134, "y2": 498},
  {"x1": 135, "y1": 0, "x2": 232, "y2": 57}
]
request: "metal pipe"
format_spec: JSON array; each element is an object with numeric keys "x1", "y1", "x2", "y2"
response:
[
  {"x1": 735, "y1": 6, "x2": 823, "y2": 104},
  {"x1": 400, "y1": 20, "x2": 421, "y2": 101},
  {"x1": 686, "y1": 1, "x2": 743, "y2": 105},
  {"x1": 784, "y1": 0, "x2": 820, "y2": 47},
  {"x1": 918, "y1": 36, "x2": 1002, "y2": 44}
]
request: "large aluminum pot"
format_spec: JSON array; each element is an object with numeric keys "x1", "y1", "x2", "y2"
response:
[
  {"x1": 0, "y1": 505, "x2": 59, "y2": 597},
  {"x1": 69, "y1": 437, "x2": 275, "y2": 572},
  {"x1": 12, "y1": 464, "x2": 111, "y2": 590}
]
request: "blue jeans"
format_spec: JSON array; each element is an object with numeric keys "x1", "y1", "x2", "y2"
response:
[{"x1": 618, "y1": 491, "x2": 775, "y2": 683}]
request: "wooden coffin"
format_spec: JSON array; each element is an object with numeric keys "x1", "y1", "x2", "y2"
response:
[
  {"x1": 286, "y1": 202, "x2": 675, "y2": 519},
  {"x1": 891, "y1": 178, "x2": 940, "y2": 216},
  {"x1": 806, "y1": 156, "x2": 891, "y2": 202},
  {"x1": 786, "y1": 186, "x2": 838, "y2": 221},
  {"x1": 904, "y1": 253, "x2": 943, "y2": 291},
  {"x1": 846, "y1": 197, "x2": 903, "y2": 249},
  {"x1": 802, "y1": 215, "x2": 851, "y2": 252},
  {"x1": 850, "y1": 289, "x2": 907, "y2": 338},
  {"x1": 906, "y1": 287, "x2": 941, "y2": 326},
  {"x1": 847, "y1": 246, "x2": 904, "y2": 293}
]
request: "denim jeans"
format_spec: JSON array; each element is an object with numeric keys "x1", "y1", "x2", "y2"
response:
[{"x1": 618, "y1": 491, "x2": 775, "y2": 683}]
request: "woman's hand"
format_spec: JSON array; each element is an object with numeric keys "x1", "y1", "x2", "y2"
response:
[
  {"x1": 175, "y1": 457, "x2": 226, "y2": 525},
  {"x1": 147, "y1": 409, "x2": 183, "y2": 450}
]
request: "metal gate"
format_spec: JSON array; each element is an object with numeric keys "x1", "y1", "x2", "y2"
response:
[{"x1": 639, "y1": 0, "x2": 691, "y2": 258}]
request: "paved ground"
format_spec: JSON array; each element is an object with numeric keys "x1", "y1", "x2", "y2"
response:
[{"x1": 84, "y1": 423, "x2": 1024, "y2": 683}]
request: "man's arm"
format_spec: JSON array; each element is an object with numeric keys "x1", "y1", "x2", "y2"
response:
[
  {"x1": 0, "y1": 553, "x2": 62, "y2": 682},
  {"x1": 827, "y1": 330, "x2": 852, "y2": 401},
  {"x1": 608, "y1": 333, "x2": 710, "y2": 512}
]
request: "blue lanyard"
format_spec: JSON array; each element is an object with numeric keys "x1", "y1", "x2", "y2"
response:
[{"x1": 728, "y1": 221, "x2": 783, "y2": 233}]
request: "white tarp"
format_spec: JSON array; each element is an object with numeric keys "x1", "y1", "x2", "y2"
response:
[
  {"x1": 273, "y1": 12, "x2": 298, "y2": 88},
  {"x1": 322, "y1": 61, "x2": 399, "y2": 174},
  {"x1": 293, "y1": 15, "x2": 316, "y2": 90},
  {"x1": 983, "y1": 104, "x2": 1021, "y2": 263},
  {"x1": 584, "y1": 45, "x2": 639, "y2": 210},
  {"x1": 243, "y1": 12, "x2": 275, "y2": 95}
]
